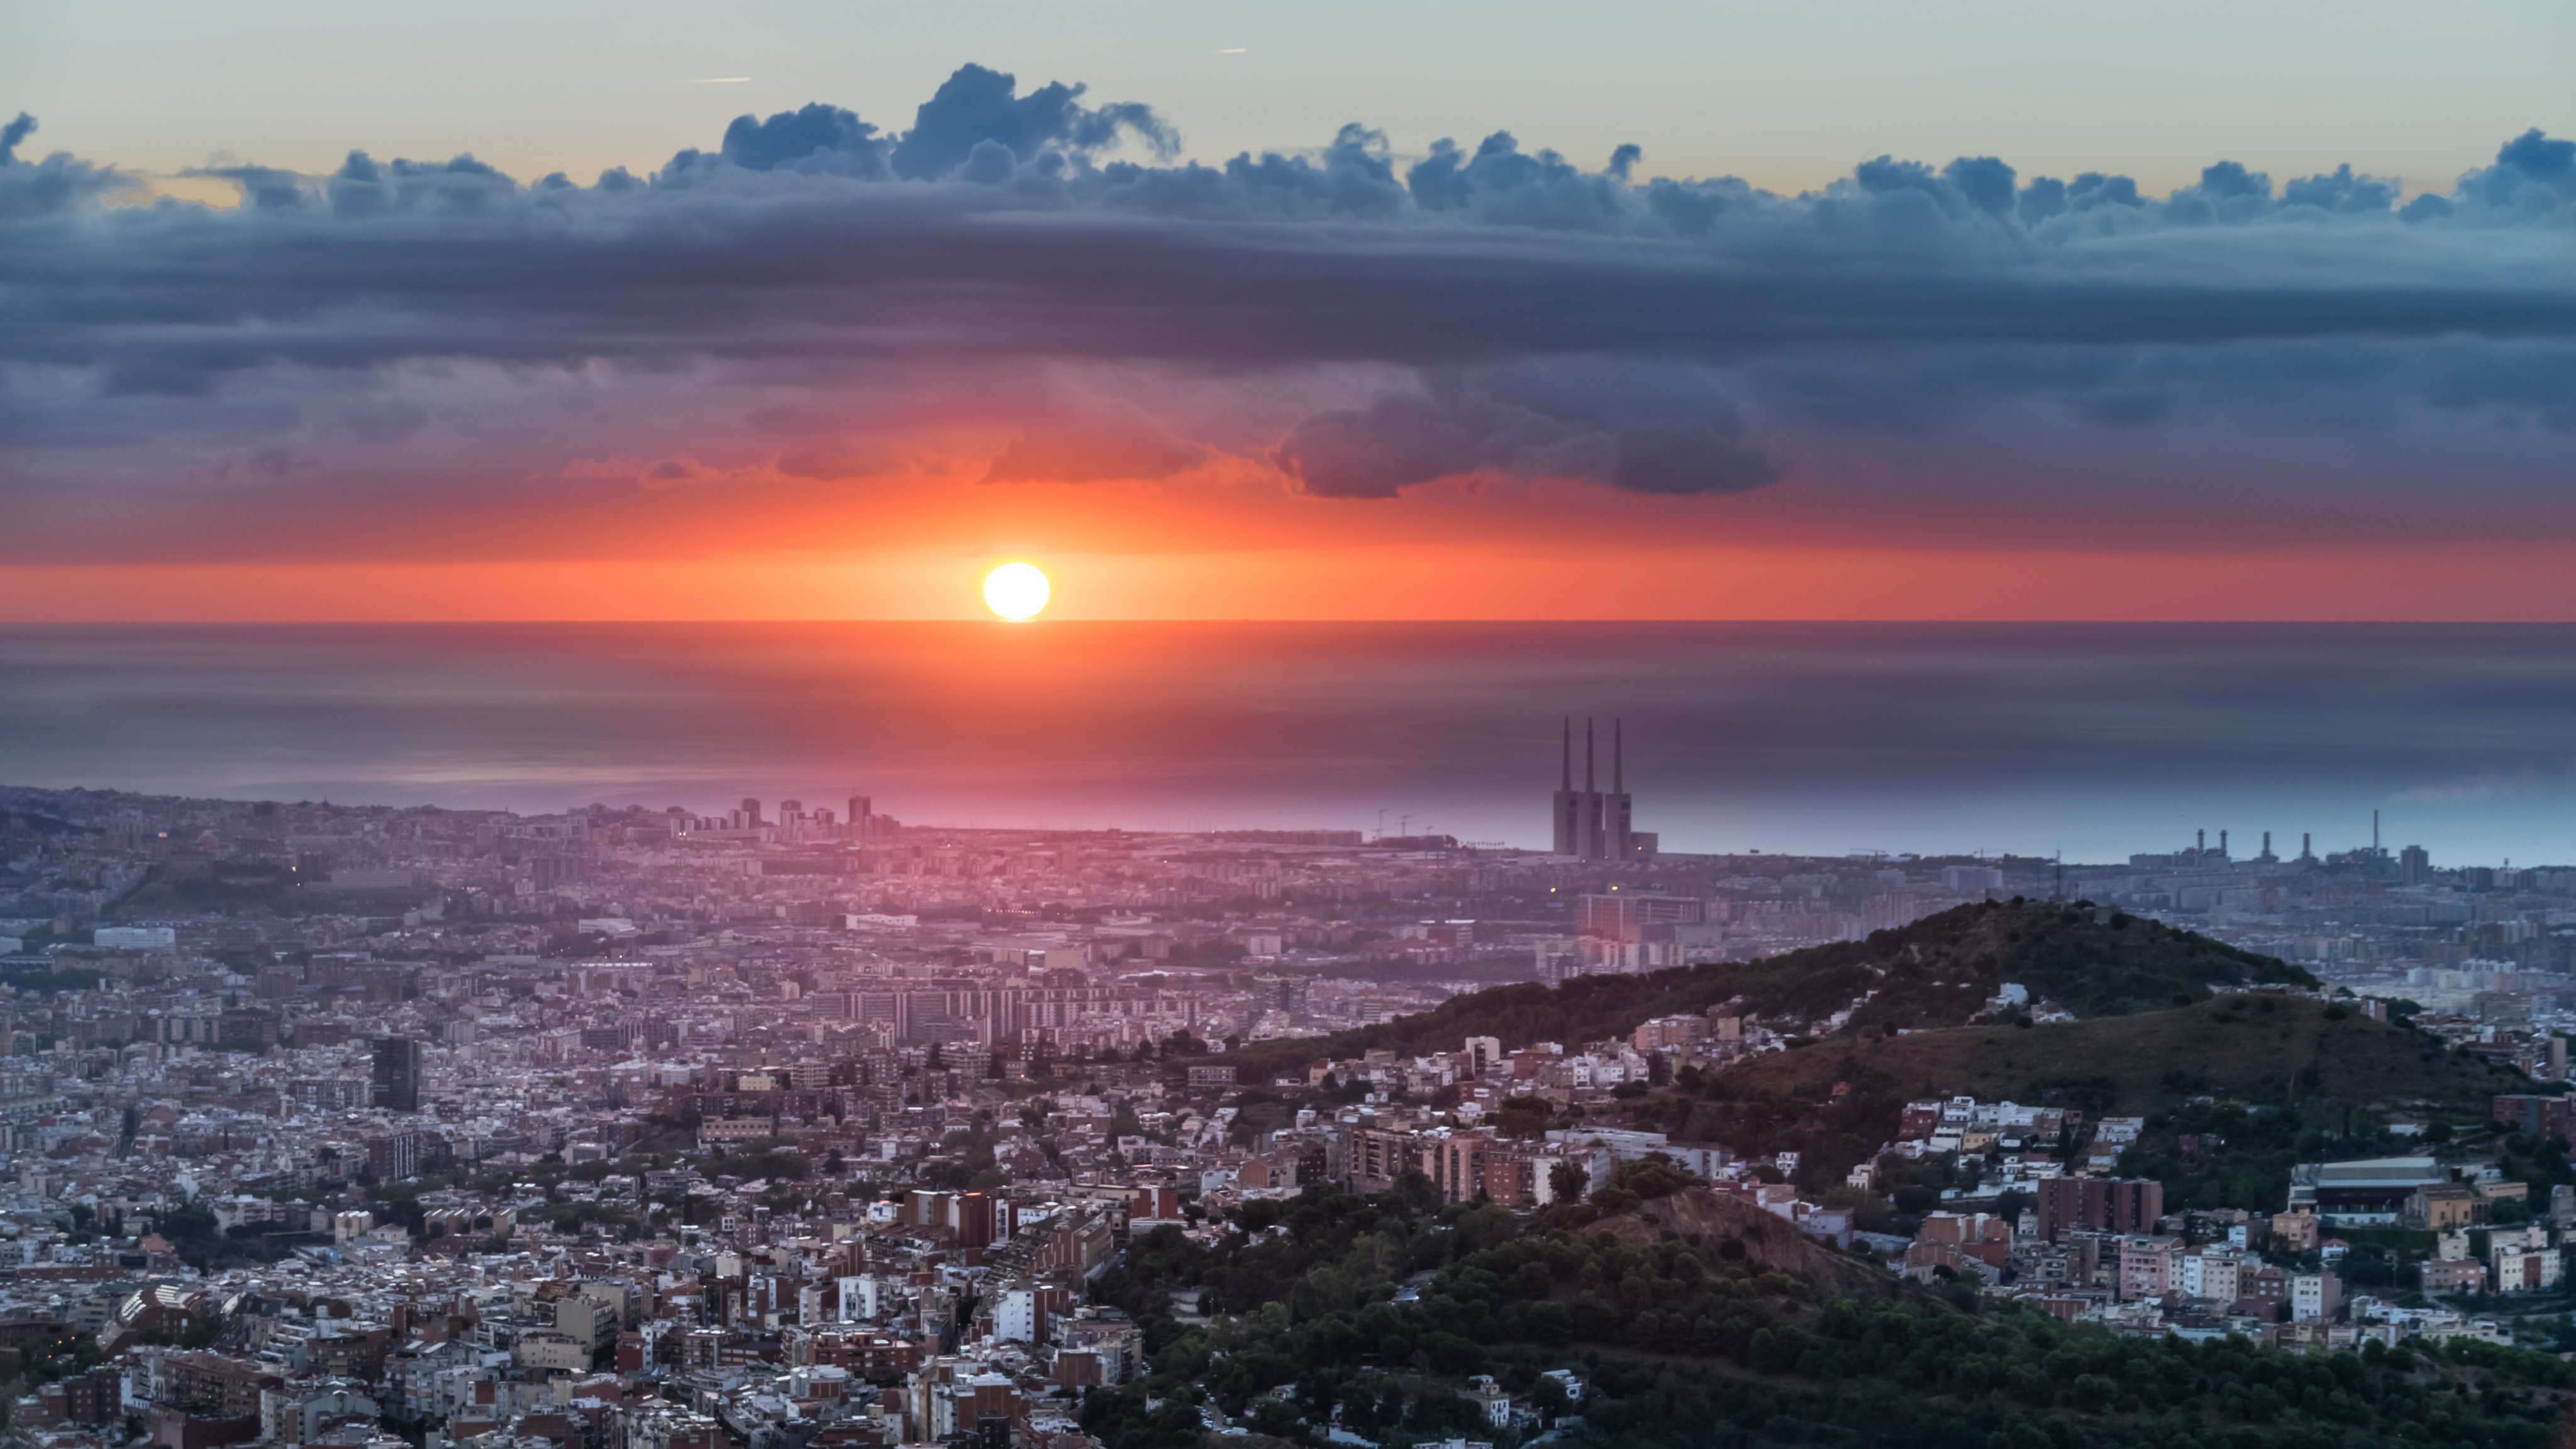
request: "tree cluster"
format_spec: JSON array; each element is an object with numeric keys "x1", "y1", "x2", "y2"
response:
[{"x1": 1080, "y1": 1181, "x2": 2574, "y2": 1449}]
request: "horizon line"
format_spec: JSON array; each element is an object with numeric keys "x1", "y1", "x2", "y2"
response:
[{"x1": 8, "y1": 617, "x2": 2576, "y2": 628}]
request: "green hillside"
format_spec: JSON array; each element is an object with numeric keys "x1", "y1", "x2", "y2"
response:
[
  {"x1": 1232, "y1": 899, "x2": 2313, "y2": 1077},
  {"x1": 1720, "y1": 994, "x2": 2511, "y2": 1123},
  {"x1": 1084, "y1": 1179, "x2": 2576, "y2": 1449},
  {"x1": 1619, "y1": 995, "x2": 2527, "y2": 1204}
]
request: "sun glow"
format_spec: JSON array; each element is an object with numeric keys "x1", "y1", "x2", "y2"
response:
[{"x1": 982, "y1": 561, "x2": 1051, "y2": 621}]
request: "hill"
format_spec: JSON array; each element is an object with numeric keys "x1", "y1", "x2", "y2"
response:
[
  {"x1": 1619, "y1": 994, "x2": 2529, "y2": 1203},
  {"x1": 1596, "y1": 1185, "x2": 1894, "y2": 1299},
  {"x1": 1082, "y1": 1180, "x2": 2576, "y2": 1449},
  {"x1": 1721, "y1": 994, "x2": 2511, "y2": 1123},
  {"x1": 1230, "y1": 899, "x2": 2314, "y2": 1077}
]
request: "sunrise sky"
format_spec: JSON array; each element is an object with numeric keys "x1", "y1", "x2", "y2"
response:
[{"x1": 6, "y1": 1, "x2": 2575, "y2": 621}]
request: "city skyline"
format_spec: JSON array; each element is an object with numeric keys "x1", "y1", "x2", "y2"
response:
[
  {"x1": 5, "y1": 765, "x2": 2568, "y2": 1445},
  {"x1": 8, "y1": 621, "x2": 2572, "y2": 865}
]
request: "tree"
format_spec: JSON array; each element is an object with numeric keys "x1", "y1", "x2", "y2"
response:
[
  {"x1": 1601, "y1": 1155, "x2": 1699, "y2": 1201},
  {"x1": 1496, "y1": 1096, "x2": 1553, "y2": 1140},
  {"x1": 1245, "y1": 1399, "x2": 1303, "y2": 1438},
  {"x1": 1549, "y1": 1160, "x2": 1591, "y2": 1204}
]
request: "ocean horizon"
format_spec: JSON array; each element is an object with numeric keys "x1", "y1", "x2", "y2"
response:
[{"x1": 4, "y1": 621, "x2": 2574, "y2": 867}]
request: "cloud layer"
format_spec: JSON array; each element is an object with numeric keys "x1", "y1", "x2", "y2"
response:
[{"x1": 2, "y1": 69, "x2": 2574, "y2": 565}]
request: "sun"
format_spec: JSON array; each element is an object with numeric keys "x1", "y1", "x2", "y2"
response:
[{"x1": 982, "y1": 561, "x2": 1051, "y2": 621}]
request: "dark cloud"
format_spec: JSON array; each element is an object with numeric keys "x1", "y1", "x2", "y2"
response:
[
  {"x1": 1612, "y1": 421, "x2": 1779, "y2": 496},
  {"x1": 3, "y1": 64, "x2": 2575, "y2": 555},
  {"x1": 2280, "y1": 165, "x2": 2399, "y2": 216},
  {"x1": 323, "y1": 150, "x2": 519, "y2": 216},
  {"x1": 889, "y1": 63, "x2": 1174, "y2": 180},
  {"x1": 1091, "y1": 124, "x2": 1406, "y2": 218},
  {"x1": 664, "y1": 66, "x2": 1170, "y2": 186},
  {"x1": 2067, "y1": 172, "x2": 2143, "y2": 211},
  {"x1": 2015, "y1": 176, "x2": 2067, "y2": 226},
  {"x1": 1404, "y1": 131, "x2": 1638, "y2": 229},
  {"x1": 2197, "y1": 161, "x2": 2271, "y2": 201},
  {"x1": 2497, "y1": 129, "x2": 2575, "y2": 182},
  {"x1": 1276, "y1": 364, "x2": 1779, "y2": 499},
  {"x1": 1273, "y1": 392, "x2": 1482, "y2": 499},
  {"x1": 716, "y1": 104, "x2": 890, "y2": 177},
  {"x1": 1940, "y1": 157, "x2": 2016, "y2": 218},
  {"x1": 2465, "y1": 128, "x2": 2576, "y2": 218},
  {"x1": 0, "y1": 111, "x2": 133, "y2": 220}
]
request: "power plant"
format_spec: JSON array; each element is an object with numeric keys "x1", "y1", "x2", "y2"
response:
[{"x1": 1550, "y1": 716, "x2": 1646, "y2": 860}]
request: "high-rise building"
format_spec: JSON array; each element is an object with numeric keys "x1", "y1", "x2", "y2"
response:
[
  {"x1": 367, "y1": 1130, "x2": 421, "y2": 1180},
  {"x1": 371, "y1": 1036, "x2": 422, "y2": 1113},
  {"x1": 2035, "y1": 1176, "x2": 2164, "y2": 1241},
  {"x1": 1577, "y1": 892, "x2": 1703, "y2": 941},
  {"x1": 1252, "y1": 974, "x2": 1311, "y2": 1016},
  {"x1": 2400, "y1": 843, "x2": 2431, "y2": 885}
]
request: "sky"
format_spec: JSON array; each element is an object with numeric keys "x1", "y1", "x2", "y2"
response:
[{"x1": 4, "y1": 1, "x2": 2575, "y2": 621}]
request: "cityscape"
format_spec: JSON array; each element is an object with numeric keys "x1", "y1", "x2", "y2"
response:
[
  {"x1": 2, "y1": 721, "x2": 2576, "y2": 1447},
  {"x1": 9, "y1": 3, "x2": 2576, "y2": 1445}
]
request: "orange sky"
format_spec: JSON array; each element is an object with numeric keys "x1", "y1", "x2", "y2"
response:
[
  {"x1": 13, "y1": 442, "x2": 2576, "y2": 621},
  {"x1": 13, "y1": 536, "x2": 2576, "y2": 621}
]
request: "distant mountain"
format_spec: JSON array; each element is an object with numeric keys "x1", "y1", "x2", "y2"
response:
[{"x1": 1233, "y1": 899, "x2": 2315, "y2": 1075}]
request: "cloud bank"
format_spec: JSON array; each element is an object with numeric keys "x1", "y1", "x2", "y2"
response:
[{"x1": 2, "y1": 68, "x2": 2573, "y2": 564}]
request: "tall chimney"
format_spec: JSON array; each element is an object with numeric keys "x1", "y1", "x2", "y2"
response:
[
  {"x1": 1614, "y1": 718, "x2": 1624, "y2": 792},
  {"x1": 1561, "y1": 718, "x2": 1572, "y2": 791},
  {"x1": 1585, "y1": 718, "x2": 1596, "y2": 792}
]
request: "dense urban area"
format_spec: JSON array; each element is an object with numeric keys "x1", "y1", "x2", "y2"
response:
[{"x1": 6, "y1": 777, "x2": 2576, "y2": 1449}]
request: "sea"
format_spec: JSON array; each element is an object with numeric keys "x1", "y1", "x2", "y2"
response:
[{"x1": 3, "y1": 622, "x2": 2574, "y2": 867}]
